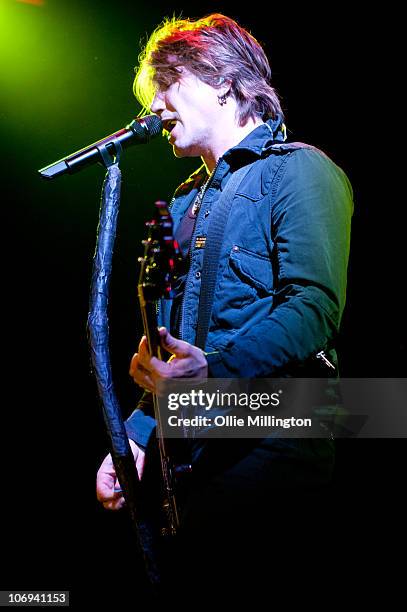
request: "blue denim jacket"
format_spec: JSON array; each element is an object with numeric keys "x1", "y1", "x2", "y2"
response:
[{"x1": 125, "y1": 116, "x2": 353, "y2": 449}]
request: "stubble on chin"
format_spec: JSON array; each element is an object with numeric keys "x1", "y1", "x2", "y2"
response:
[{"x1": 172, "y1": 141, "x2": 202, "y2": 159}]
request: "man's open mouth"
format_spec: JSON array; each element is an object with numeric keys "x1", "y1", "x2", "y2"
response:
[{"x1": 163, "y1": 119, "x2": 177, "y2": 133}]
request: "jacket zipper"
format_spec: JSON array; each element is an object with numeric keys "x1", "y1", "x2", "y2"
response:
[
  {"x1": 155, "y1": 195, "x2": 176, "y2": 324},
  {"x1": 179, "y1": 158, "x2": 222, "y2": 341}
]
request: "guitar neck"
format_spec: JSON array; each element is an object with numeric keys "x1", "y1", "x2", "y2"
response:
[
  {"x1": 136, "y1": 200, "x2": 186, "y2": 536},
  {"x1": 138, "y1": 283, "x2": 162, "y2": 359}
]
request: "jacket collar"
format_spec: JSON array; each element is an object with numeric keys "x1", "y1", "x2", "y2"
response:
[
  {"x1": 223, "y1": 113, "x2": 287, "y2": 161},
  {"x1": 172, "y1": 114, "x2": 287, "y2": 197}
]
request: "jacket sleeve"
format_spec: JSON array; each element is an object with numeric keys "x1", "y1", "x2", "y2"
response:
[
  {"x1": 207, "y1": 148, "x2": 353, "y2": 377},
  {"x1": 124, "y1": 391, "x2": 156, "y2": 450}
]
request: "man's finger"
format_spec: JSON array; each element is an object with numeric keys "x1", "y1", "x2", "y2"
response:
[
  {"x1": 103, "y1": 497, "x2": 125, "y2": 511},
  {"x1": 138, "y1": 335, "x2": 150, "y2": 357},
  {"x1": 149, "y1": 356, "x2": 171, "y2": 377},
  {"x1": 96, "y1": 475, "x2": 115, "y2": 502},
  {"x1": 130, "y1": 352, "x2": 153, "y2": 377},
  {"x1": 159, "y1": 327, "x2": 190, "y2": 356},
  {"x1": 138, "y1": 335, "x2": 148, "y2": 351}
]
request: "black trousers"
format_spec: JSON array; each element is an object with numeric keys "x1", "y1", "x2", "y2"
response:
[{"x1": 152, "y1": 437, "x2": 338, "y2": 602}]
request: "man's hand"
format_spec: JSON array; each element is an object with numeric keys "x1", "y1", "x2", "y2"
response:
[
  {"x1": 129, "y1": 327, "x2": 208, "y2": 394},
  {"x1": 96, "y1": 439, "x2": 145, "y2": 511}
]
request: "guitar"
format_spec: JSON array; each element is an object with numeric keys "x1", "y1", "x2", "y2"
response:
[{"x1": 137, "y1": 200, "x2": 191, "y2": 536}]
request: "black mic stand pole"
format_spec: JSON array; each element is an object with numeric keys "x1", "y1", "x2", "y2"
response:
[{"x1": 87, "y1": 140, "x2": 160, "y2": 587}]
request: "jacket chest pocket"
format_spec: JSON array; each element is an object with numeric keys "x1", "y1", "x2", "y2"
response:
[{"x1": 217, "y1": 245, "x2": 274, "y2": 308}]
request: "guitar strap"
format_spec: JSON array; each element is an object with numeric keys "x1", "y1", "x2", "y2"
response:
[{"x1": 195, "y1": 161, "x2": 254, "y2": 349}]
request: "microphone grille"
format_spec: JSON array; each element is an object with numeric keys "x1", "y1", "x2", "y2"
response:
[
  {"x1": 141, "y1": 114, "x2": 163, "y2": 137},
  {"x1": 127, "y1": 115, "x2": 163, "y2": 141}
]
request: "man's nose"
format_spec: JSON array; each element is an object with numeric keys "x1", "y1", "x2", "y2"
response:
[{"x1": 150, "y1": 92, "x2": 165, "y2": 114}]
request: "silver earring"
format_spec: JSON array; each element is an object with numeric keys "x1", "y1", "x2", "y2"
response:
[{"x1": 218, "y1": 93, "x2": 227, "y2": 106}]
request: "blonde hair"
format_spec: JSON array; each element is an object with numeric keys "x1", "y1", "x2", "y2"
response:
[{"x1": 134, "y1": 13, "x2": 283, "y2": 126}]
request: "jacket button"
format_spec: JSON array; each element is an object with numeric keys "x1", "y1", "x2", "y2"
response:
[
  {"x1": 204, "y1": 210, "x2": 210, "y2": 217},
  {"x1": 232, "y1": 245, "x2": 239, "y2": 252},
  {"x1": 195, "y1": 271, "x2": 201, "y2": 279}
]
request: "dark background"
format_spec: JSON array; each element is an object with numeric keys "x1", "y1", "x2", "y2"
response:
[{"x1": 2, "y1": 0, "x2": 405, "y2": 606}]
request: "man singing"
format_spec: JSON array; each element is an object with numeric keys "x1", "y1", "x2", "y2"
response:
[{"x1": 96, "y1": 13, "x2": 353, "y2": 596}]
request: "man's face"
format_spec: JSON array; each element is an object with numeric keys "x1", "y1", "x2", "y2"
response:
[{"x1": 150, "y1": 67, "x2": 223, "y2": 158}]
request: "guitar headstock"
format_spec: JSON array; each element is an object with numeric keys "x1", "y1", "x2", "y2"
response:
[{"x1": 138, "y1": 200, "x2": 182, "y2": 303}]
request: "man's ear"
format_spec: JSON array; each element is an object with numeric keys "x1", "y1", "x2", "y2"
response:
[{"x1": 216, "y1": 76, "x2": 232, "y2": 97}]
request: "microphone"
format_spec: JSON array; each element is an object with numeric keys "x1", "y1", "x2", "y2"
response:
[{"x1": 38, "y1": 114, "x2": 163, "y2": 179}]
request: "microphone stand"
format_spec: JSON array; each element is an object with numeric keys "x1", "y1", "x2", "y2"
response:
[{"x1": 87, "y1": 142, "x2": 160, "y2": 586}]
